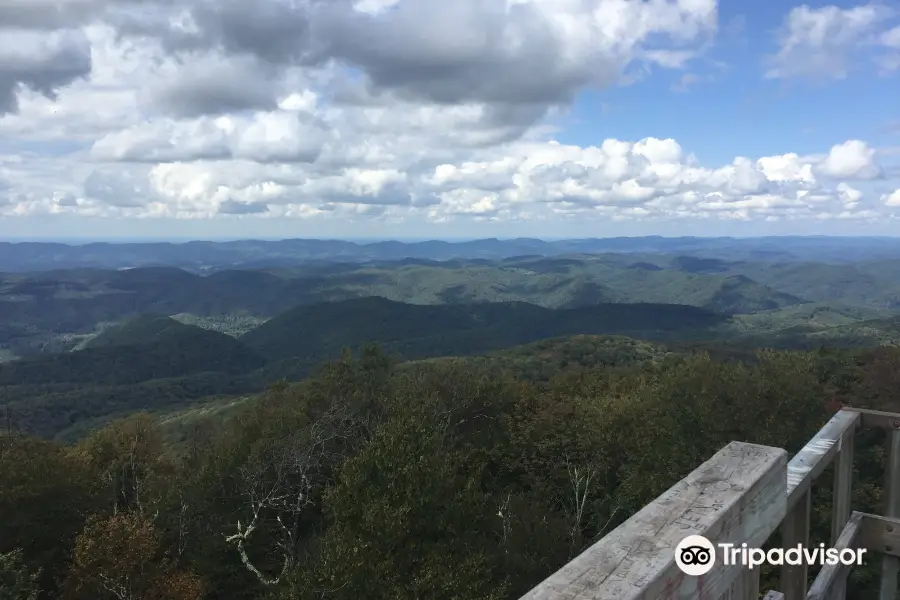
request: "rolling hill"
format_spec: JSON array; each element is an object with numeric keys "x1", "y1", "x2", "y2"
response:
[
  {"x1": 81, "y1": 313, "x2": 200, "y2": 348},
  {"x1": 3, "y1": 293, "x2": 898, "y2": 441},
  {"x1": 0, "y1": 318, "x2": 266, "y2": 387},
  {"x1": 239, "y1": 296, "x2": 727, "y2": 363},
  {"x1": 3, "y1": 251, "x2": 883, "y2": 361},
  {"x1": 2, "y1": 299, "x2": 725, "y2": 439}
]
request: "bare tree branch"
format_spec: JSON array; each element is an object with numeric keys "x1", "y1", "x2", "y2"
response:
[{"x1": 225, "y1": 401, "x2": 361, "y2": 586}]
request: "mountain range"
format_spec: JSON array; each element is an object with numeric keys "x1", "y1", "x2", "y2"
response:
[
  {"x1": 2, "y1": 236, "x2": 900, "y2": 442},
  {"x1": 5, "y1": 235, "x2": 900, "y2": 272}
]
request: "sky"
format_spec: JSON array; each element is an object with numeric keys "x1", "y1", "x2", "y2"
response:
[{"x1": 1, "y1": 0, "x2": 899, "y2": 241}]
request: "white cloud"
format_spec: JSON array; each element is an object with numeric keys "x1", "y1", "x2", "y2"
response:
[
  {"x1": 885, "y1": 189, "x2": 900, "y2": 207},
  {"x1": 880, "y1": 25, "x2": 900, "y2": 71},
  {"x1": 818, "y1": 140, "x2": 882, "y2": 180},
  {"x1": 0, "y1": 0, "x2": 898, "y2": 234},
  {"x1": 766, "y1": 3, "x2": 897, "y2": 79},
  {"x1": 29, "y1": 129, "x2": 882, "y2": 223},
  {"x1": 836, "y1": 182, "x2": 862, "y2": 209},
  {"x1": 91, "y1": 112, "x2": 329, "y2": 163}
]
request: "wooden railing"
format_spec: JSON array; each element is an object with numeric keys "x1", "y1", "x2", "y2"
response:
[{"x1": 519, "y1": 407, "x2": 900, "y2": 600}]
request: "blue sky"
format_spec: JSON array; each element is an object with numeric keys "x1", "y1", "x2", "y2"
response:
[
  {"x1": 0, "y1": 0, "x2": 898, "y2": 240},
  {"x1": 560, "y1": 0, "x2": 899, "y2": 161}
]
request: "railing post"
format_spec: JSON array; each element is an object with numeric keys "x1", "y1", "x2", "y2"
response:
[
  {"x1": 808, "y1": 512, "x2": 864, "y2": 600},
  {"x1": 742, "y1": 568, "x2": 761, "y2": 600},
  {"x1": 879, "y1": 427, "x2": 900, "y2": 600},
  {"x1": 831, "y1": 424, "x2": 855, "y2": 600},
  {"x1": 781, "y1": 488, "x2": 810, "y2": 600}
]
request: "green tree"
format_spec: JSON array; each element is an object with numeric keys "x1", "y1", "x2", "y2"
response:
[
  {"x1": 0, "y1": 436, "x2": 97, "y2": 598},
  {"x1": 0, "y1": 549, "x2": 40, "y2": 600}
]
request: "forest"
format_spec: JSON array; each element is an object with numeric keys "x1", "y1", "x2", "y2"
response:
[{"x1": 3, "y1": 342, "x2": 899, "y2": 600}]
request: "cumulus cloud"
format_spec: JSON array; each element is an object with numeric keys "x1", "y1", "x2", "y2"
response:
[
  {"x1": 0, "y1": 0, "x2": 898, "y2": 231},
  {"x1": 1, "y1": 0, "x2": 720, "y2": 123},
  {"x1": 0, "y1": 29, "x2": 92, "y2": 115},
  {"x1": 13, "y1": 120, "x2": 885, "y2": 223},
  {"x1": 140, "y1": 55, "x2": 283, "y2": 118},
  {"x1": 817, "y1": 140, "x2": 883, "y2": 180},
  {"x1": 885, "y1": 189, "x2": 900, "y2": 207},
  {"x1": 91, "y1": 111, "x2": 329, "y2": 163}
]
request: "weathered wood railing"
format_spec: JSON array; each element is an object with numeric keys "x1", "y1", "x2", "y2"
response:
[{"x1": 519, "y1": 407, "x2": 900, "y2": 600}]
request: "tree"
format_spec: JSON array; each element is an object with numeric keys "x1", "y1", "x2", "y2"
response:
[
  {"x1": 0, "y1": 436, "x2": 97, "y2": 598},
  {"x1": 73, "y1": 414, "x2": 174, "y2": 517},
  {"x1": 0, "y1": 549, "x2": 40, "y2": 600},
  {"x1": 224, "y1": 400, "x2": 360, "y2": 586},
  {"x1": 66, "y1": 513, "x2": 202, "y2": 600},
  {"x1": 294, "y1": 408, "x2": 509, "y2": 600}
]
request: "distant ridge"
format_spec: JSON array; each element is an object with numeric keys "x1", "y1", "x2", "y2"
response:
[{"x1": 4, "y1": 236, "x2": 900, "y2": 271}]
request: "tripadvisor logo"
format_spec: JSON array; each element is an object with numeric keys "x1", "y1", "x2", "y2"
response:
[
  {"x1": 675, "y1": 535, "x2": 717, "y2": 576},
  {"x1": 674, "y1": 535, "x2": 867, "y2": 576}
]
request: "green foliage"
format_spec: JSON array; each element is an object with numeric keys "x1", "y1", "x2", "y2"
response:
[
  {"x1": 239, "y1": 297, "x2": 724, "y2": 363},
  {"x1": 0, "y1": 550, "x2": 40, "y2": 600},
  {"x1": 7, "y1": 339, "x2": 900, "y2": 600},
  {"x1": 81, "y1": 314, "x2": 193, "y2": 349},
  {"x1": 0, "y1": 328, "x2": 264, "y2": 388},
  {"x1": 0, "y1": 436, "x2": 97, "y2": 598},
  {"x1": 297, "y1": 411, "x2": 508, "y2": 600}
]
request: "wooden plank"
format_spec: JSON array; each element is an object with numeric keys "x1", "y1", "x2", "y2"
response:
[
  {"x1": 780, "y1": 488, "x2": 810, "y2": 600},
  {"x1": 518, "y1": 442, "x2": 787, "y2": 600},
  {"x1": 807, "y1": 511, "x2": 863, "y2": 600},
  {"x1": 880, "y1": 429, "x2": 900, "y2": 600},
  {"x1": 841, "y1": 407, "x2": 900, "y2": 431},
  {"x1": 830, "y1": 424, "x2": 855, "y2": 600},
  {"x1": 742, "y1": 568, "x2": 761, "y2": 600},
  {"x1": 857, "y1": 513, "x2": 900, "y2": 558},
  {"x1": 787, "y1": 410, "x2": 860, "y2": 510}
]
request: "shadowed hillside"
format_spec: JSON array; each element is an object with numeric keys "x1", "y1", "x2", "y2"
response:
[
  {"x1": 239, "y1": 296, "x2": 727, "y2": 363},
  {"x1": 0, "y1": 253, "x2": 810, "y2": 354},
  {"x1": 0, "y1": 322, "x2": 266, "y2": 387},
  {"x1": 82, "y1": 313, "x2": 198, "y2": 348}
]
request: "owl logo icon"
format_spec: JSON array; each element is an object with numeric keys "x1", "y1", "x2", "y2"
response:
[{"x1": 675, "y1": 535, "x2": 716, "y2": 576}]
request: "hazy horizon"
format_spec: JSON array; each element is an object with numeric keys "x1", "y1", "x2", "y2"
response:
[{"x1": 4, "y1": 234, "x2": 900, "y2": 246}]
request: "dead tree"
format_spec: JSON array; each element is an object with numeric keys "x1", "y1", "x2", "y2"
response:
[{"x1": 225, "y1": 403, "x2": 358, "y2": 586}]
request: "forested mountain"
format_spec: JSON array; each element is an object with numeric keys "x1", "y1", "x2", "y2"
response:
[
  {"x1": 3, "y1": 238, "x2": 900, "y2": 600},
  {"x1": 0, "y1": 298, "x2": 723, "y2": 439},
  {"x1": 8, "y1": 250, "x2": 900, "y2": 360},
  {"x1": 239, "y1": 297, "x2": 723, "y2": 362}
]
